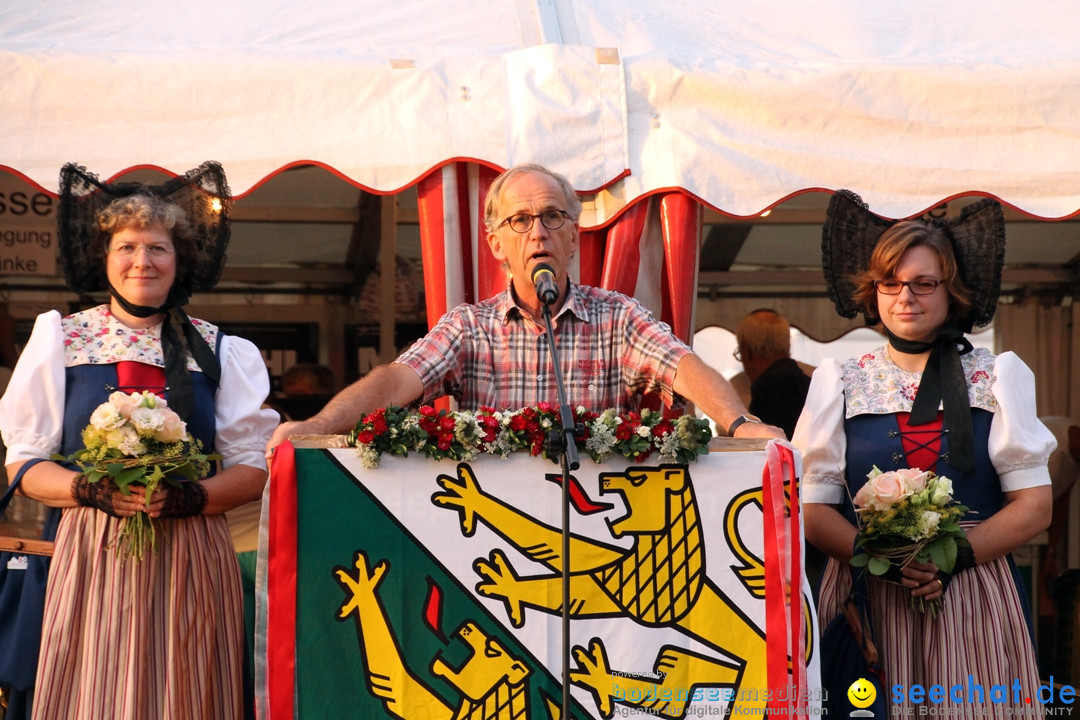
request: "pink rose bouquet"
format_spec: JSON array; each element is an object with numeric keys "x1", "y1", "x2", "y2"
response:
[
  {"x1": 57, "y1": 391, "x2": 218, "y2": 560},
  {"x1": 851, "y1": 466, "x2": 970, "y2": 615}
]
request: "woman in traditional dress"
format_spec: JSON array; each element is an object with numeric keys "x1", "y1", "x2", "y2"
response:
[
  {"x1": 0, "y1": 163, "x2": 277, "y2": 719},
  {"x1": 794, "y1": 191, "x2": 1055, "y2": 719}
]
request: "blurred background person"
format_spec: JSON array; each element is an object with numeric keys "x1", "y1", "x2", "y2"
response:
[
  {"x1": 734, "y1": 308, "x2": 813, "y2": 440},
  {"x1": 0, "y1": 301, "x2": 39, "y2": 538},
  {"x1": 280, "y1": 361, "x2": 335, "y2": 397},
  {"x1": 271, "y1": 362, "x2": 336, "y2": 422},
  {"x1": 733, "y1": 308, "x2": 823, "y2": 596}
]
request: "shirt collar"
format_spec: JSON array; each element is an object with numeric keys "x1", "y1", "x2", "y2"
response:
[{"x1": 496, "y1": 279, "x2": 590, "y2": 325}]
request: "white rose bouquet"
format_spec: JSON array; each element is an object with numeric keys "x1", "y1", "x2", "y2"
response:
[
  {"x1": 58, "y1": 391, "x2": 219, "y2": 560},
  {"x1": 850, "y1": 466, "x2": 971, "y2": 614}
]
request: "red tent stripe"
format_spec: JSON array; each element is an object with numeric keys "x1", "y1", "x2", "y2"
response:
[
  {"x1": 599, "y1": 200, "x2": 648, "y2": 296},
  {"x1": 659, "y1": 192, "x2": 700, "y2": 344},
  {"x1": 417, "y1": 170, "x2": 450, "y2": 329},
  {"x1": 474, "y1": 166, "x2": 503, "y2": 303},
  {"x1": 454, "y1": 163, "x2": 477, "y2": 305},
  {"x1": 577, "y1": 229, "x2": 606, "y2": 287}
]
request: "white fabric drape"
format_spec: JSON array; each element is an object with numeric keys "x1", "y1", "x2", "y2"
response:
[{"x1": 5, "y1": 1, "x2": 1080, "y2": 220}]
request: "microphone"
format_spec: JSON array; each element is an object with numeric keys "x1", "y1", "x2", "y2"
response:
[{"x1": 531, "y1": 263, "x2": 560, "y2": 306}]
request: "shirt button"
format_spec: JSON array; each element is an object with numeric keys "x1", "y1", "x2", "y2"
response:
[
  {"x1": 537, "y1": 375, "x2": 543, "y2": 381},
  {"x1": 588, "y1": 384, "x2": 595, "y2": 391}
]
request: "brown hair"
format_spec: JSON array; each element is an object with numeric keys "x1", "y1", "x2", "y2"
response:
[
  {"x1": 851, "y1": 220, "x2": 973, "y2": 324},
  {"x1": 96, "y1": 194, "x2": 198, "y2": 275}
]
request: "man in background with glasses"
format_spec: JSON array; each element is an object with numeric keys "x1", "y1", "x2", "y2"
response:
[{"x1": 267, "y1": 163, "x2": 782, "y2": 451}]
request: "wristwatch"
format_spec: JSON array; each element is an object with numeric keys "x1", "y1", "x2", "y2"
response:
[{"x1": 726, "y1": 414, "x2": 762, "y2": 437}]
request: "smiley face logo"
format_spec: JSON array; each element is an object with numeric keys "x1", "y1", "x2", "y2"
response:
[{"x1": 847, "y1": 678, "x2": 877, "y2": 709}]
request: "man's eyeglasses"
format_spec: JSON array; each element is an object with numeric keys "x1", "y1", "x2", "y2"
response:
[
  {"x1": 874, "y1": 278, "x2": 942, "y2": 296},
  {"x1": 498, "y1": 210, "x2": 570, "y2": 234},
  {"x1": 109, "y1": 243, "x2": 174, "y2": 259}
]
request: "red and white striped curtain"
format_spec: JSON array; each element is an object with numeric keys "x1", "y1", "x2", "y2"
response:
[
  {"x1": 586, "y1": 191, "x2": 701, "y2": 344},
  {"x1": 416, "y1": 162, "x2": 702, "y2": 346}
]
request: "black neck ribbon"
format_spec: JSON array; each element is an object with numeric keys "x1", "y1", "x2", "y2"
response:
[
  {"x1": 884, "y1": 326, "x2": 975, "y2": 474},
  {"x1": 108, "y1": 284, "x2": 221, "y2": 421}
]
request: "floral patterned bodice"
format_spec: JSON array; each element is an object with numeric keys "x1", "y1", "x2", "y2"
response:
[
  {"x1": 839, "y1": 345, "x2": 997, "y2": 418},
  {"x1": 60, "y1": 304, "x2": 218, "y2": 372},
  {"x1": 839, "y1": 345, "x2": 1001, "y2": 522}
]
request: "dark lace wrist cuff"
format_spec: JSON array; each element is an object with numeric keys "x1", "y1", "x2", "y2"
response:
[
  {"x1": 71, "y1": 474, "x2": 121, "y2": 517},
  {"x1": 938, "y1": 542, "x2": 976, "y2": 594},
  {"x1": 159, "y1": 481, "x2": 208, "y2": 519}
]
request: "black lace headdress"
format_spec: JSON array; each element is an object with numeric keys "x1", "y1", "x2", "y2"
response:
[
  {"x1": 821, "y1": 189, "x2": 1005, "y2": 332},
  {"x1": 820, "y1": 190, "x2": 1006, "y2": 475},
  {"x1": 58, "y1": 162, "x2": 231, "y2": 295},
  {"x1": 56, "y1": 162, "x2": 232, "y2": 420}
]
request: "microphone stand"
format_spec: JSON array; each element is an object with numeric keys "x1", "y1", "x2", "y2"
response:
[{"x1": 538, "y1": 300, "x2": 580, "y2": 720}]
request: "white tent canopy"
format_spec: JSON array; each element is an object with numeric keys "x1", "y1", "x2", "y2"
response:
[
  {"x1": 5, "y1": 0, "x2": 1080, "y2": 221},
  {"x1": 2, "y1": 0, "x2": 1078, "y2": 419}
]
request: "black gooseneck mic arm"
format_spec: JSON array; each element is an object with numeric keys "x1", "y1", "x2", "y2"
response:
[
  {"x1": 532, "y1": 264, "x2": 579, "y2": 470},
  {"x1": 538, "y1": 291, "x2": 580, "y2": 472},
  {"x1": 533, "y1": 263, "x2": 581, "y2": 719}
]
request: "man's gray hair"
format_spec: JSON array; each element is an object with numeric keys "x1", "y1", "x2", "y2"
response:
[{"x1": 483, "y1": 163, "x2": 583, "y2": 232}]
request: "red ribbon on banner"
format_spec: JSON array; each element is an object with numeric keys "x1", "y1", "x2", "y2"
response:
[
  {"x1": 762, "y1": 441, "x2": 807, "y2": 715},
  {"x1": 267, "y1": 440, "x2": 299, "y2": 719}
]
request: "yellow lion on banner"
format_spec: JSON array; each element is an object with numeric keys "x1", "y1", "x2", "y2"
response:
[
  {"x1": 432, "y1": 463, "x2": 768, "y2": 718},
  {"x1": 335, "y1": 550, "x2": 542, "y2": 720}
]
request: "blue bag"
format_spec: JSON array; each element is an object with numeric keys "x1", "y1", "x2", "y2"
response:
[
  {"x1": 0, "y1": 459, "x2": 59, "y2": 692},
  {"x1": 820, "y1": 566, "x2": 889, "y2": 718}
]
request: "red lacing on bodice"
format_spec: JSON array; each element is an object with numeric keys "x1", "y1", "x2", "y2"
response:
[{"x1": 894, "y1": 410, "x2": 945, "y2": 471}]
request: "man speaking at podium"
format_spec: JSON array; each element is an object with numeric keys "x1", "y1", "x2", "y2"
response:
[{"x1": 267, "y1": 163, "x2": 783, "y2": 452}]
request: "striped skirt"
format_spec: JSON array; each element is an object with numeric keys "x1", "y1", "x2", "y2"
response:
[
  {"x1": 817, "y1": 554, "x2": 1044, "y2": 720},
  {"x1": 33, "y1": 507, "x2": 244, "y2": 720}
]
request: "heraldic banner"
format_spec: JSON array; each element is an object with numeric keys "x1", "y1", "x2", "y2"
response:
[{"x1": 259, "y1": 440, "x2": 820, "y2": 720}]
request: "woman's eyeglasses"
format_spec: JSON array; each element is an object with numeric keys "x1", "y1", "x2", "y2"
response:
[
  {"x1": 874, "y1": 279, "x2": 942, "y2": 295},
  {"x1": 108, "y1": 243, "x2": 174, "y2": 259}
]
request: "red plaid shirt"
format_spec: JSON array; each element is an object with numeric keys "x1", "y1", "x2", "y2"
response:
[{"x1": 395, "y1": 282, "x2": 690, "y2": 412}]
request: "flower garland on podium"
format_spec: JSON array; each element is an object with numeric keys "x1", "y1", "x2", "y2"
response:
[{"x1": 348, "y1": 403, "x2": 713, "y2": 468}]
